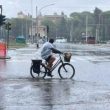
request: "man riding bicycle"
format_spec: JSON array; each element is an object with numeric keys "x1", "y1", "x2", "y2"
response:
[{"x1": 41, "y1": 38, "x2": 63, "y2": 77}]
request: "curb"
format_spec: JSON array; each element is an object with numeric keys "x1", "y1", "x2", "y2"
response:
[{"x1": 0, "y1": 56, "x2": 11, "y2": 59}]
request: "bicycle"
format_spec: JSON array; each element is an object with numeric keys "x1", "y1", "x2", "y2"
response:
[{"x1": 30, "y1": 53, "x2": 75, "y2": 79}]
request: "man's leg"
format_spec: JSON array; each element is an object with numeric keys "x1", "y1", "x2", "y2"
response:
[
  {"x1": 47, "y1": 56, "x2": 55, "y2": 77},
  {"x1": 47, "y1": 55, "x2": 55, "y2": 70}
]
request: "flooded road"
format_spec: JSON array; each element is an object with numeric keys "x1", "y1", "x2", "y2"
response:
[
  {"x1": 1, "y1": 79, "x2": 110, "y2": 110},
  {"x1": 0, "y1": 43, "x2": 110, "y2": 110}
]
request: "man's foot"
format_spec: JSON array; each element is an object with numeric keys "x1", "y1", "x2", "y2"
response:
[
  {"x1": 47, "y1": 72, "x2": 53, "y2": 77},
  {"x1": 46, "y1": 68, "x2": 53, "y2": 77}
]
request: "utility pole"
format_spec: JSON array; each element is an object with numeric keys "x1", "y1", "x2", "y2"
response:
[
  {"x1": 86, "y1": 15, "x2": 88, "y2": 43},
  {"x1": 31, "y1": 0, "x2": 33, "y2": 43},
  {"x1": 36, "y1": 6, "x2": 39, "y2": 48},
  {"x1": 0, "y1": 5, "x2": 2, "y2": 14},
  {"x1": 0, "y1": 6, "x2": 6, "y2": 42},
  {"x1": 70, "y1": 19, "x2": 73, "y2": 42},
  {"x1": 5, "y1": 22, "x2": 11, "y2": 49},
  {"x1": 0, "y1": 5, "x2": 2, "y2": 39}
]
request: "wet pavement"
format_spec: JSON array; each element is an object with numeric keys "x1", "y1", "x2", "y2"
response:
[
  {"x1": 1, "y1": 79, "x2": 110, "y2": 110},
  {"x1": 0, "y1": 43, "x2": 110, "y2": 110}
]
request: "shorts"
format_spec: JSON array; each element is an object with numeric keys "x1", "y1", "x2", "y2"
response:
[{"x1": 45, "y1": 55, "x2": 51, "y2": 62}]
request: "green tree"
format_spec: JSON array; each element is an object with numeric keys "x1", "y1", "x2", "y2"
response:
[
  {"x1": 41, "y1": 18, "x2": 56, "y2": 39},
  {"x1": 69, "y1": 12, "x2": 94, "y2": 42},
  {"x1": 57, "y1": 17, "x2": 69, "y2": 40},
  {"x1": 93, "y1": 7, "x2": 102, "y2": 42},
  {"x1": 9, "y1": 18, "x2": 31, "y2": 39}
]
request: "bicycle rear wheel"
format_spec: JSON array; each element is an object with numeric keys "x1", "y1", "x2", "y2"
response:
[
  {"x1": 30, "y1": 63, "x2": 46, "y2": 78},
  {"x1": 58, "y1": 63, "x2": 75, "y2": 79}
]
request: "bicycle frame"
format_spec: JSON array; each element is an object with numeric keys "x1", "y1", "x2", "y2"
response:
[{"x1": 30, "y1": 53, "x2": 75, "y2": 79}]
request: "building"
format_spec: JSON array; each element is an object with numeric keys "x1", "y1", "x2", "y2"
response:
[
  {"x1": 44, "y1": 13, "x2": 67, "y2": 23},
  {"x1": 36, "y1": 13, "x2": 67, "y2": 37},
  {"x1": 28, "y1": 12, "x2": 67, "y2": 43},
  {"x1": 17, "y1": 11, "x2": 31, "y2": 19}
]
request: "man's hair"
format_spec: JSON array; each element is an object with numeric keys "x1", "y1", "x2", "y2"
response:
[{"x1": 49, "y1": 38, "x2": 54, "y2": 43}]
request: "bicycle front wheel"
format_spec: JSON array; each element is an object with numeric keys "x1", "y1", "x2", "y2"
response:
[
  {"x1": 58, "y1": 63, "x2": 75, "y2": 79},
  {"x1": 30, "y1": 63, "x2": 46, "y2": 78}
]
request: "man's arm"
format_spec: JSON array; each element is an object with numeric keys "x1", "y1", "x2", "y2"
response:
[{"x1": 51, "y1": 48, "x2": 63, "y2": 54}]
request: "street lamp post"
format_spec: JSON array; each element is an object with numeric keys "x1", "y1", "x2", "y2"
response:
[
  {"x1": 86, "y1": 15, "x2": 88, "y2": 43},
  {"x1": 36, "y1": 3, "x2": 55, "y2": 47},
  {"x1": 38, "y1": 4, "x2": 55, "y2": 12},
  {"x1": 0, "y1": 5, "x2": 2, "y2": 14},
  {"x1": 30, "y1": 0, "x2": 34, "y2": 43}
]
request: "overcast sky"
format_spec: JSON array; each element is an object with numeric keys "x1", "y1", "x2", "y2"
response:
[{"x1": 1, "y1": 0, "x2": 110, "y2": 18}]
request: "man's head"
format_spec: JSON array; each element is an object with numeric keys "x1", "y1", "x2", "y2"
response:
[{"x1": 49, "y1": 38, "x2": 54, "y2": 43}]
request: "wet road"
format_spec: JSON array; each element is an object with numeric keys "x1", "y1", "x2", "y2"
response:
[{"x1": 0, "y1": 43, "x2": 110, "y2": 110}]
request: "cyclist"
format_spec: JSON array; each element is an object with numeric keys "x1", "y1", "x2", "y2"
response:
[{"x1": 41, "y1": 38, "x2": 63, "y2": 77}]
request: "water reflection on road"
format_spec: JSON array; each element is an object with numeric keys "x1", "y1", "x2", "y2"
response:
[{"x1": 1, "y1": 78, "x2": 110, "y2": 110}]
